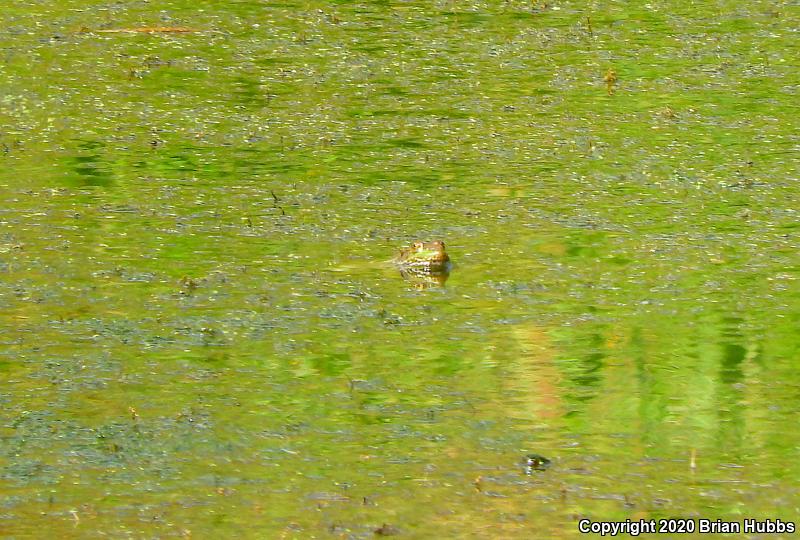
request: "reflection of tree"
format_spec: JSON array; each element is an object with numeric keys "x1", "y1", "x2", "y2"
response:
[
  {"x1": 630, "y1": 325, "x2": 670, "y2": 449},
  {"x1": 714, "y1": 339, "x2": 747, "y2": 456},
  {"x1": 502, "y1": 310, "x2": 786, "y2": 468},
  {"x1": 508, "y1": 324, "x2": 565, "y2": 422}
]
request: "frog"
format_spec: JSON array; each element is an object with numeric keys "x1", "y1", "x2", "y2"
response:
[
  {"x1": 330, "y1": 240, "x2": 452, "y2": 288},
  {"x1": 392, "y1": 240, "x2": 451, "y2": 273}
]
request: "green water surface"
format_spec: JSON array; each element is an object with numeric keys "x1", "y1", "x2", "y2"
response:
[{"x1": 1, "y1": 1, "x2": 798, "y2": 538}]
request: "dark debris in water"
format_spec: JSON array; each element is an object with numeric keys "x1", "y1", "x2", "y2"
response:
[
  {"x1": 523, "y1": 454, "x2": 552, "y2": 474},
  {"x1": 374, "y1": 523, "x2": 401, "y2": 536}
]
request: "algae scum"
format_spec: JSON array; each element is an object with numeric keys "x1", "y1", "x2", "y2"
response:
[{"x1": 1, "y1": 1, "x2": 798, "y2": 538}]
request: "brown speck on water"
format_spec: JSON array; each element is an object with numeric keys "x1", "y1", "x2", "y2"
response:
[
  {"x1": 473, "y1": 475, "x2": 484, "y2": 492},
  {"x1": 659, "y1": 106, "x2": 677, "y2": 119},
  {"x1": 604, "y1": 68, "x2": 617, "y2": 95},
  {"x1": 374, "y1": 523, "x2": 399, "y2": 536},
  {"x1": 180, "y1": 276, "x2": 199, "y2": 291}
]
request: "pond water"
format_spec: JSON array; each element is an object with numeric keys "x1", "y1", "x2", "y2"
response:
[{"x1": 1, "y1": 1, "x2": 798, "y2": 538}]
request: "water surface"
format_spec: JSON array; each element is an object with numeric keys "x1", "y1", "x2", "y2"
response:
[{"x1": 1, "y1": 1, "x2": 798, "y2": 538}]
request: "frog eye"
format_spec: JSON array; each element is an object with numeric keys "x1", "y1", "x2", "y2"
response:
[{"x1": 413, "y1": 242, "x2": 423, "y2": 250}]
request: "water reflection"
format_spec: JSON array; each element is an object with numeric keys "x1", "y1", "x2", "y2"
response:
[
  {"x1": 66, "y1": 140, "x2": 114, "y2": 186},
  {"x1": 2, "y1": 0, "x2": 799, "y2": 536},
  {"x1": 398, "y1": 267, "x2": 449, "y2": 288},
  {"x1": 502, "y1": 310, "x2": 783, "y2": 469}
]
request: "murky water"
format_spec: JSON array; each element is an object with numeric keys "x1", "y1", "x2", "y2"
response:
[{"x1": 1, "y1": 1, "x2": 798, "y2": 538}]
